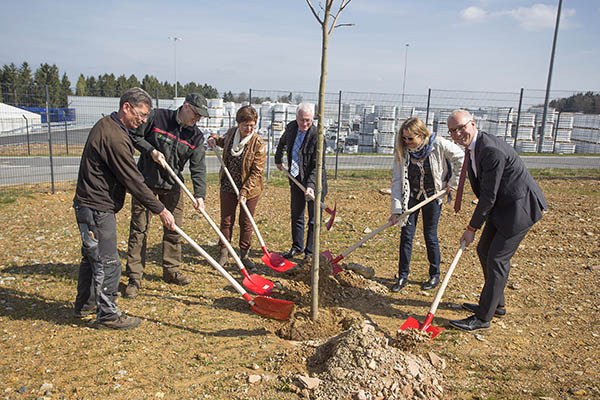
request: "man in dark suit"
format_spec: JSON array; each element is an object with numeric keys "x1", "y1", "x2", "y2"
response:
[
  {"x1": 275, "y1": 103, "x2": 327, "y2": 263},
  {"x1": 447, "y1": 109, "x2": 547, "y2": 331}
]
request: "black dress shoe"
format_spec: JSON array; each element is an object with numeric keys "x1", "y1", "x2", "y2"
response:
[
  {"x1": 462, "y1": 302, "x2": 506, "y2": 317},
  {"x1": 390, "y1": 277, "x2": 408, "y2": 292},
  {"x1": 282, "y1": 248, "x2": 302, "y2": 259},
  {"x1": 421, "y1": 275, "x2": 440, "y2": 290},
  {"x1": 449, "y1": 315, "x2": 490, "y2": 331}
]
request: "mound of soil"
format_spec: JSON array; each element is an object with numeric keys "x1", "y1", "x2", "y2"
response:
[{"x1": 278, "y1": 320, "x2": 445, "y2": 400}]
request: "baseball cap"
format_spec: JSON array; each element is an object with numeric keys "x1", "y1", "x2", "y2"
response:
[{"x1": 185, "y1": 93, "x2": 209, "y2": 117}]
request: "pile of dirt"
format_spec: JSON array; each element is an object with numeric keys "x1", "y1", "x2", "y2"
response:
[{"x1": 281, "y1": 320, "x2": 445, "y2": 400}]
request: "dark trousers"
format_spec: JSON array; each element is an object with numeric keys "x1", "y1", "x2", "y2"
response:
[
  {"x1": 398, "y1": 197, "x2": 442, "y2": 280},
  {"x1": 290, "y1": 183, "x2": 322, "y2": 256},
  {"x1": 74, "y1": 205, "x2": 121, "y2": 322},
  {"x1": 219, "y1": 191, "x2": 259, "y2": 250},
  {"x1": 475, "y1": 220, "x2": 530, "y2": 322},
  {"x1": 126, "y1": 188, "x2": 183, "y2": 282}
]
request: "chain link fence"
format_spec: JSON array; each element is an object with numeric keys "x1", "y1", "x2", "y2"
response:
[{"x1": 1, "y1": 83, "x2": 599, "y2": 195}]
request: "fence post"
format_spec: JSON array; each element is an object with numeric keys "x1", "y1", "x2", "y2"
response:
[
  {"x1": 426, "y1": 88, "x2": 431, "y2": 126},
  {"x1": 513, "y1": 88, "x2": 524, "y2": 150},
  {"x1": 267, "y1": 107, "x2": 274, "y2": 179},
  {"x1": 63, "y1": 111, "x2": 69, "y2": 155},
  {"x1": 155, "y1": 88, "x2": 159, "y2": 108},
  {"x1": 503, "y1": 107, "x2": 513, "y2": 143},
  {"x1": 23, "y1": 115, "x2": 31, "y2": 156},
  {"x1": 45, "y1": 85, "x2": 55, "y2": 194},
  {"x1": 552, "y1": 112, "x2": 561, "y2": 153},
  {"x1": 335, "y1": 90, "x2": 342, "y2": 179},
  {"x1": 249, "y1": 88, "x2": 252, "y2": 105}
]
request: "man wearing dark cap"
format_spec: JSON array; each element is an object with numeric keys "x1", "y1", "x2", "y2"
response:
[{"x1": 124, "y1": 93, "x2": 209, "y2": 298}]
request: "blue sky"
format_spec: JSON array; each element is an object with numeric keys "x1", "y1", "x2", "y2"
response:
[{"x1": 0, "y1": 0, "x2": 598, "y2": 95}]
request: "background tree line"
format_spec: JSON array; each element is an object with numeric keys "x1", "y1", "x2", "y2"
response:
[
  {"x1": 549, "y1": 91, "x2": 600, "y2": 114},
  {"x1": 0, "y1": 61, "x2": 219, "y2": 108}
]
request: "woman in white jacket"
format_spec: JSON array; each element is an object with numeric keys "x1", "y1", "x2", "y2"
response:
[{"x1": 389, "y1": 117, "x2": 464, "y2": 292}]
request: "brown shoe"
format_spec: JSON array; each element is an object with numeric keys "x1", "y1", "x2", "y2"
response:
[
  {"x1": 163, "y1": 270, "x2": 191, "y2": 285},
  {"x1": 218, "y1": 247, "x2": 229, "y2": 266},
  {"x1": 123, "y1": 280, "x2": 140, "y2": 299},
  {"x1": 240, "y1": 248, "x2": 257, "y2": 273},
  {"x1": 95, "y1": 315, "x2": 141, "y2": 330}
]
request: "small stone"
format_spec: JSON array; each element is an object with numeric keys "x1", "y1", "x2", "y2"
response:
[
  {"x1": 39, "y1": 383, "x2": 53, "y2": 392},
  {"x1": 508, "y1": 282, "x2": 521, "y2": 290},
  {"x1": 154, "y1": 392, "x2": 165, "y2": 398},
  {"x1": 248, "y1": 375, "x2": 261, "y2": 384},
  {"x1": 379, "y1": 188, "x2": 391, "y2": 195},
  {"x1": 17, "y1": 386, "x2": 27, "y2": 394},
  {"x1": 584, "y1": 231, "x2": 594, "y2": 236},
  {"x1": 571, "y1": 389, "x2": 587, "y2": 396},
  {"x1": 406, "y1": 359, "x2": 420, "y2": 377},
  {"x1": 354, "y1": 389, "x2": 368, "y2": 400},
  {"x1": 298, "y1": 375, "x2": 320, "y2": 390},
  {"x1": 368, "y1": 359, "x2": 377, "y2": 370},
  {"x1": 474, "y1": 334, "x2": 487, "y2": 342},
  {"x1": 251, "y1": 363, "x2": 260, "y2": 370},
  {"x1": 428, "y1": 352, "x2": 445, "y2": 369},
  {"x1": 363, "y1": 227, "x2": 372, "y2": 234}
]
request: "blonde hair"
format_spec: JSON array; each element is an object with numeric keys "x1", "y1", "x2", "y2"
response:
[{"x1": 394, "y1": 117, "x2": 431, "y2": 162}]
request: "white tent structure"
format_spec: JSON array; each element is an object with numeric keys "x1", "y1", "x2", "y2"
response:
[{"x1": 0, "y1": 103, "x2": 42, "y2": 136}]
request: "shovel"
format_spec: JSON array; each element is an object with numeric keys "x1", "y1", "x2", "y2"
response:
[
  {"x1": 212, "y1": 145, "x2": 296, "y2": 272},
  {"x1": 279, "y1": 164, "x2": 336, "y2": 230},
  {"x1": 399, "y1": 241, "x2": 466, "y2": 339},
  {"x1": 174, "y1": 224, "x2": 294, "y2": 320},
  {"x1": 162, "y1": 162, "x2": 275, "y2": 296},
  {"x1": 321, "y1": 190, "x2": 447, "y2": 274}
]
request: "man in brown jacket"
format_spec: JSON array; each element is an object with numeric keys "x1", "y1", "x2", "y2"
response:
[{"x1": 73, "y1": 87, "x2": 175, "y2": 330}]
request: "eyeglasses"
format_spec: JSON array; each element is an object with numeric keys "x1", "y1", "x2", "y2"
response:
[
  {"x1": 402, "y1": 135, "x2": 417, "y2": 142},
  {"x1": 448, "y1": 120, "x2": 472, "y2": 135},
  {"x1": 128, "y1": 103, "x2": 149, "y2": 120},
  {"x1": 298, "y1": 118, "x2": 313, "y2": 123},
  {"x1": 187, "y1": 103, "x2": 202, "y2": 119}
]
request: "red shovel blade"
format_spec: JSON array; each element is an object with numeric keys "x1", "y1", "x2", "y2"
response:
[
  {"x1": 261, "y1": 248, "x2": 296, "y2": 272},
  {"x1": 250, "y1": 296, "x2": 295, "y2": 320},
  {"x1": 320, "y1": 250, "x2": 343, "y2": 274},
  {"x1": 325, "y1": 203, "x2": 337, "y2": 231},
  {"x1": 241, "y1": 272, "x2": 274, "y2": 296},
  {"x1": 399, "y1": 314, "x2": 444, "y2": 340}
]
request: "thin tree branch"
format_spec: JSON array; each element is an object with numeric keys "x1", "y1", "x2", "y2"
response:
[
  {"x1": 334, "y1": 23, "x2": 354, "y2": 29},
  {"x1": 305, "y1": 0, "x2": 323, "y2": 24},
  {"x1": 328, "y1": 0, "x2": 352, "y2": 35}
]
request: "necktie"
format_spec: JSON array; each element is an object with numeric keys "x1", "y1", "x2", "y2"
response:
[
  {"x1": 290, "y1": 132, "x2": 304, "y2": 177},
  {"x1": 454, "y1": 148, "x2": 470, "y2": 213}
]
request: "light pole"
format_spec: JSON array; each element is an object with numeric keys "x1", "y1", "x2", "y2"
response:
[
  {"x1": 168, "y1": 36, "x2": 182, "y2": 98},
  {"x1": 401, "y1": 43, "x2": 409, "y2": 109}
]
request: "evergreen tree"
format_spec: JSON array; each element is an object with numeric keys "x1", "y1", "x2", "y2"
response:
[
  {"x1": 222, "y1": 91, "x2": 234, "y2": 102},
  {"x1": 60, "y1": 73, "x2": 72, "y2": 107},
  {"x1": 34, "y1": 63, "x2": 61, "y2": 107},
  {"x1": 141, "y1": 74, "x2": 161, "y2": 98},
  {"x1": 85, "y1": 76, "x2": 97, "y2": 95},
  {"x1": 126, "y1": 74, "x2": 141, "y2": 90},
  {"x1": 115, "y1": 74, "x2": 128, "y2": 96},
  {"x1": 76, "y1": 74, "x2": 87, "y2": 96},
  {"x1": 1, "y1": 63, "x2": 19, "y2": 104},
  {"x1": 18, "y1": 62, "x2": 33, "y2": 106}
]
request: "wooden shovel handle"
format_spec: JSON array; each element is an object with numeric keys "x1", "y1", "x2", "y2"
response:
[
  {"x1": 339, "y1": 190, "x2": 447, "y2": 259},
  {"x1": 428, "y1": 241, "x2": 466, "y2": 315},
  {"x1": 162, "y1": 163, "x2": 247, "y2": 271},
  {"x1": 281, "y1": 165, "x2": 330, "y2": 211},
  {"x1": 212, "y1": 146, "x2": 267, "y2": 249}
]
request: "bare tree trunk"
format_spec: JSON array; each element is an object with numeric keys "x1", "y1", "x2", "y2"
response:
[{"x1": 311, "y1": 3, "x2": 331, "y2": 321}]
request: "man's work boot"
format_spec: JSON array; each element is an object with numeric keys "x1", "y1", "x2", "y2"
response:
[
  {"x1": 240, "y1": 248, "x2": 257, "y2": 274},
  {"x1": 123, "y1": 279, "x2": 140, "y2": 299},
  {"x1": 163, "y1": 269, "x2": 191, "y2": 285},
  {"x1": 95, "y1": 314, "x2": 141, "y2": 330},
  {"x1": 218, "y1": 247, "x2": 229, "y2": 266}
]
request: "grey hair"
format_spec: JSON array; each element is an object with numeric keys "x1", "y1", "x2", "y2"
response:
[
  {"x1": 296, "y1": 103, "x2": 315, "y2": 118},
  {"x1": 119, "y1": 87, "x2": 153, "y2": 109},
  {"x1": 448, "y1": 109, "x2": 472, "y2": 122}
]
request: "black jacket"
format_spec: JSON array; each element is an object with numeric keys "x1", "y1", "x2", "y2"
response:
[
  {"x1": 275, "y1": 120, "x2": 327, "y2": 196},
  {"x1": 468, "y1": 131, "x2": 547, "y2": 236},
  {"x1": 130, "y1": 108, "x2": 207, "y2": 198}
]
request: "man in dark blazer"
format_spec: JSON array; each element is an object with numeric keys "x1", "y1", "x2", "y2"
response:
[
  {"x1": 275, "y1": 103, "x2": 328, "y2": 263},
  {"x1": 447, "y1": 109, "x2": 547, "y2": 331}
]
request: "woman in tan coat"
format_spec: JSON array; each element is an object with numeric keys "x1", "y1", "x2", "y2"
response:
[{"x1": 207, "y1": 106, "x2": 266, "y2": 271}]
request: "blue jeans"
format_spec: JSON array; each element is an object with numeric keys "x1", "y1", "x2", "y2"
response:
[
  {"x1": 74, "y1": 205, "x2": 122, "y2": 322},
  {"x1": 398, "y1": 197, "x2": 442, "y2": 280}
]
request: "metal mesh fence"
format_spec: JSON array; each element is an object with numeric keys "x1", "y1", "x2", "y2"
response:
[{"x1": 1, "y1": 84, "x2": 599, "y2": 195}]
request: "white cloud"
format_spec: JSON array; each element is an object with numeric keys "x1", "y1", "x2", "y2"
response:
[
  {"x1": 459, "y1": 3, "x2": 576, "y2": 31},
  {"x1": 460, "y1": 6, "x2": 488, "y2": 22}
]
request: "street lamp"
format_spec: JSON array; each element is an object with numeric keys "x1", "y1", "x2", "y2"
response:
[
  {"x1": 401, "y1": 43, "x2": 409, "y2": 109},
  {"x1": 168, "y1": 36, "x2": 182, "y2": 98}
]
